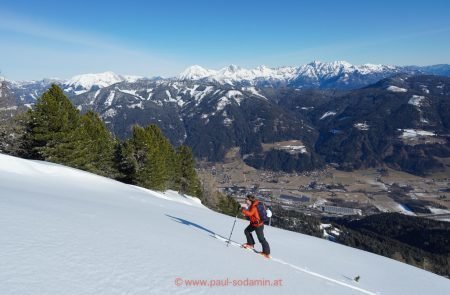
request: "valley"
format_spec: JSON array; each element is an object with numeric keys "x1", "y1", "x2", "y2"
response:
[{"x1": 198, "y1": 147, "x2": 450, "y2": 221}]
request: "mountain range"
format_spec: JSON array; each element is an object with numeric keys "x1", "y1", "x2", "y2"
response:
[
  {"x1": 5, "y1": 61, "x2": 450, "y2": 102},
  {"x1": 2, "y1": 61, "x2": 450, "y2": 175}
]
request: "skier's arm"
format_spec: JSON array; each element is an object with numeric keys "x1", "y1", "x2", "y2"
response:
[{"x1": 241, "y1": 205, "x2": 256, "y2": 217}]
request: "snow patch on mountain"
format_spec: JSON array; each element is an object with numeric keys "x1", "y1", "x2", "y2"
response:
[
  {"x1": 104, "y1": 91, "x2": 116, "y2": 107},
  {"x1": 421, "y1": 86, "x2": 430, "y2": 94},
  {"x1": 320, "y1": 111, "x2": 337, "y2": 120},
  {"x1": 118, "y1": 88, "x2": 147, "y2": 101},
  {"x1": 242, "y1": 86, "x2": 267, "y2": 100},
  {"x1": 118, "y1": 88, "x2": 137, "y2": 96},
  {"x1": 128, "y1": 102, "x2": 144, "y2": 109},
  {"x1": 408, "y1": 95, "x2": 426, "y2": 107},
  {"x1": 225, "y1": 90, "x2": 244, "y2": 105},
  {"x1": 222, "y1": 111, "x2": 234, "y2": 126},
  {"x1": 387, "y1": 86, "x2": 408, "y2": 93},
  {"x1": 354, "y1": 122, "x2": 370, "y2": 131},
  {"x1": 94, "y1": 89, "x2": 101, "y2": 99},
  {"x1": 217, "y1": 96, "x2": 231, "y2": 111},
  {"x1": 102, "y1": 108, "x2": 117, "y2": 118},
  {"x1": 399, "y1": 129, "x2": 435, "y2": 138},
  {"x1": 191, "y1": 85, "x2": 214, "y2": 106}
]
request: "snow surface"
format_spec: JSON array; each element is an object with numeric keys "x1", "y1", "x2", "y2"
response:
[
  {"x1": 395, "y1": 204, "x2": 416, "y2": 216},
  {"x1": 117, "y1": 88, "x2": 147, "y2": 101},
  {"x1": 216, "y1": 96, "x2": 231, "y2": 111},
  {"x1": 179, "y1": 65, "x2": 218, "y2": 80},
  {"x1": 277, "y1": 145, "x2": 307, "y2": 154},
  {"x1": 320, "y1": 111, "x2": 337, "y2": 120},
  {"x1": 94, "y1": 89, "x2": 101, "y2": 99},
  {"x1": 65, "y1": 72, "x2": 128, "y2": 93},
  {"x1": 399, "y1": 129, "x2": 435, "y2": 138},
  {"x1": 1, "y1": 154, "x2": 449, "y2": 295},
  {"x1": 354, "y1": 122, "x2": 370, "y2": 131},
  {"x1": 242, "y1": 86, "x2": 267, "y2": 100},
  {"x1": 128, "y1": 102, "x2": 144, "y2": 109},
  {"x1": 428, "y1": 207, "x2": 450, "y2": 214},
  {"x1": 408, "y1": 95, "x2": 426, "y2": 107},
  {"x1": 189, "y1": 85, "x2": 214, "y2": 106},
  {"x1": 102, "y1": 108, "x2": 117, "y2": 118},
  {"x1": 178, "y1": 61, "x2": 398, "y2": 85},
  {"x1": 225, "y1": 90, "x2": 244, "y2": 105},
  {"x1": 386, "y1": 86, "x2": 407, "y2": 93},
  {"x1": 104, "y1": 91, "x2": 116, "y2": 107}
]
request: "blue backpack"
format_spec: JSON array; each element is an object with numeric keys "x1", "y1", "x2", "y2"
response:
[{"x1": 256, "y1": 202, "x2": 269, "y2": 223}]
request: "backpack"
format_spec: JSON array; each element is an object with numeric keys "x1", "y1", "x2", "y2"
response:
[{"x1": 256, "y1": 202, "x2": 270, "y2": 223}]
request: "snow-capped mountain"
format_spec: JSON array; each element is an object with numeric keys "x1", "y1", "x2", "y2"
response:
[
  {"x1": 1, "y1": 153, "x2": 449, "y2": 295},
  {"x1": 4, "y1": 61, "x2": 450, "y2": 175},
  {"x1": 179, "y1": 65, "x2": 218, "y2": 80},
  {"x1": 65, "y1": 74, "x2": 450, "y2": 176},
  {"x1": 179, "y1": 64, "x2": 298, "y2": 85},
  {"x1": 64, "y1": 71, "x2": 143, "y2": 95},
  {"x1": 5, "y1": 61, "x2": 450, "y2": 102},
  {"x1": 178, "y1": 61, "x2": 405, "y2": 88},
  {"x1": 6, "y1": 78, "x2": 65, "y2": 103},
  {"x1": 6, "y1": 72, "x2": 144, "y2": 102}
]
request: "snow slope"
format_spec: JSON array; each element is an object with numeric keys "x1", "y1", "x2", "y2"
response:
[{"x1": 1, "y1": 154, "x2": 449, "y2": 295}]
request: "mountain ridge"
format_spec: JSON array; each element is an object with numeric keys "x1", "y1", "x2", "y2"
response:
[
  {"x1": 3, "y1": 63, "x2": 450, "y2": 176},
  {"x1": 6, "y1": 61, "x2": 450, "y2": 94}
]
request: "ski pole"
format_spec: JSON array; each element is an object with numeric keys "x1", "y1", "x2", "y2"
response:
[{"x1": 226, "y1": 206, "x2": 241, "y2": 247}]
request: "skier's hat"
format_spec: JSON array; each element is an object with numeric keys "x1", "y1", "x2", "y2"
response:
[{"x1": 246, "y1": 194, "x2": 256, "y2": 201}]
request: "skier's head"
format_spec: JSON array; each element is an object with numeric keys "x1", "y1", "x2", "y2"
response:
[{"x1": 246, "y1": 194, "x2": 256, "y2": 205}]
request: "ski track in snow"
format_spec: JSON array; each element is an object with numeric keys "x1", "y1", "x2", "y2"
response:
[
  {"x1": 2, "y1": 154, "x2": 449, "y2": 295},
  {"x1": 214, "y1": 234, "x2": 378, "y2": 295}
]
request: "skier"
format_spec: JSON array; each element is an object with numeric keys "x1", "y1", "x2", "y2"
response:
[{"x1": 241, "y1": 194, "x2": 271, "y2": 258}]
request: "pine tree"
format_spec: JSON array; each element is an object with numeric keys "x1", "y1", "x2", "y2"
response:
[
  {"x1": 58, "y1": 111, "x2": 117, "y2": 177},
  {"x1": 125, "y1": 124, "x2": 175, "y2": 190},
  {"x1": 25, "y1": 84, "x2": 79, "y2": 160},
  {"x1": 174, "y1": 145, "x2": 202, "y2": 198},
  {"x1": 22, "y1": 87, "x2": 203, "y2": 196},
  {"x1": 115, "y1": 140, "x2": 137, "y2": 183},
  {"x1": 24, "y1": 85, "x2": 118, "y2": 177}
]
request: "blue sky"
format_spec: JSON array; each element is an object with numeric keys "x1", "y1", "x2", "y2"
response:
[{"x1": 1, "y1": 0, "x2": 450, "y2": 80}]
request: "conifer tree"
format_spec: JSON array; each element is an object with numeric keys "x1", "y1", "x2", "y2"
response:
[
  {"x1": 174, "y1": 145, "x2": 202, "y2": 198},
  {"x1": 115, "y1": 140, "x2": 137, "y2": 184},
  {"x1": 125, "y1": 124, "x2": 175, "y2": 190},
  {"x1": 25, "y1": 84, "x2": 79, "y2": 160},
  {"x1": 60, "y1": 111, "x2": 117, "y2": 177},
  {"x1": 22, "y1": 86, "x2": 204, "y2": 196}
]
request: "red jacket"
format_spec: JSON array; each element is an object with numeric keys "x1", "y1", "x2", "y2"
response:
[{"x1": 241, "y1": 200, "x2": 263, "y2": 227}]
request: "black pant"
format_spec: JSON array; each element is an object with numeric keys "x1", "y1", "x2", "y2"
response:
[{"x1": 244, "y1": 224, "x2": 270, "y2": 255}]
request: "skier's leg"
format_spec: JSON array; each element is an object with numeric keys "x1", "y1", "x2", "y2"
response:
[
  {"x1": 255, "y1": 225, "x2": 270, "y2": 255},
  {"x1": 244, "y1": 225, "x2": 256, "y2": 245}
]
